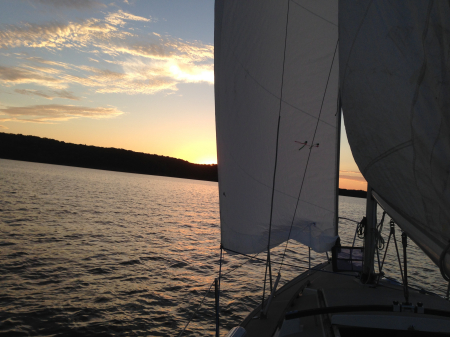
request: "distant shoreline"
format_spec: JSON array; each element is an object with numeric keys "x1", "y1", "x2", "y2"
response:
[{"x1": 0, "y1": 132, "x2": 366, "y2": 198}]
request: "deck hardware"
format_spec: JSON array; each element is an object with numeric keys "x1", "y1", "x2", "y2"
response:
[
  {"x1": 401, "y1": 303, "x2": 414, "y2": 313},
  {"x1": 417, "y1": 302, "x2": 424, "y2": 314},
  {"x1": 261, "y1": 272, "x2": 281, "y2": 318},
  {"x1": 393, "y1": 301, "x2": 400, "y2": 312},
  {"x1": 401, "y1": 232, "x2": 410, "y2": 304}
]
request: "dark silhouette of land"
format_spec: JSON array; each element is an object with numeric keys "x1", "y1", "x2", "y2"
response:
[
  {"x1": 0, "y1": 132, "x2": 366, "y2": 198},
  {"x1": 338, "y1": 188, "x2": 366, "y2": 199},
  {"x1": 0, "y1": 132, "x2": 217, "y2": 181}
]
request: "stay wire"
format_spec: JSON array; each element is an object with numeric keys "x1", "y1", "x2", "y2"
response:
[
  {"x1": 224, "y1": 248, "x2": 355, "y2": 278},
  {"x1": 178, "y1": 250, "x2": 259, "y2": 337},
  {"x1": 262, "y1": 0, "x2": 291, "y2": 310},
  {"x1": 221, "y1": 251, "x2": 261, "y2": 278},
  {"x1": 278, "y1": 37, "x2": 340, "y2": 274},
  {"x1": 177, "y1": 280, "x2": 215, "y2": 337}
]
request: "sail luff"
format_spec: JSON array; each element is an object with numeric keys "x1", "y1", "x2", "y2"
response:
[
  {"x1": 339, "y1": 0, "x2": 450, "y2": 275},
  {"x1": 373, "y1": 191, "x2": 450, "y2": 279}
]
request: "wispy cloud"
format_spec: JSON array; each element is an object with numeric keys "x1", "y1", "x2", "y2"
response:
[
  {"x1": 0, "y1": 19, "x2": 125, "y2": 50},
  {"x1": 105, "y1": 10, "x2": 151, "y2": 26},
  {"x1": 0, "y1": 124, "x2": 8, "y2": 129},
  {"x1": 0, "y1": 104, "x2": 123, "y2": 123},
  {"x1": 14, "y1": 88, "x2": 80, "y2": 100},
  {"x1": 64, "y1": 67, "x2": 177, "y2": 94},
  {"x1": 0, "y1": 9, "x2": 214, "y2": 95},
  {"x1": 339, "y1": 170, "x2": 366, "y2": 183},
  {"x1": 0, "y1": 65, "x2": 66, "y2": 88}
]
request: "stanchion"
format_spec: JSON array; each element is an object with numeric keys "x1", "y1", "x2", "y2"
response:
[{"x1": 215, "y1": 278, "x2": 219, "y2": 337}]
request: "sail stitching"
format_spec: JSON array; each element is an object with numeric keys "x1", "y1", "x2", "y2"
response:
[
  {"x1": 362, "y1": 140, "x2": 413, "y2": 176},
  {"x1": 278, "y1": 38, "x2": 339, "y2": 272},
  {"x1": 411, "y1": 0, "x2": 435, "y2": 234},
  {"x1": 224, "y1": 151, "x2": 334, "y2": 213},
  {"x1": 219, "y1": 36, "x2": 335, "y2": 128},
  {"x1": 340, "y1": 0, "x2": 374, "y2": 99},
  {"x1": 290, "y1": 0, "x2": 337, "y2": 27}
]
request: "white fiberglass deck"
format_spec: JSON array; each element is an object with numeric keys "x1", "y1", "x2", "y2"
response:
[{"x1": 238, "y1": 263, "x2": 450, "y2": 337}]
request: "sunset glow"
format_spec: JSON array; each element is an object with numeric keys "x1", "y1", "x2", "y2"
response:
[
  {"x1": 0, "y1": 1, "x2": 364, "y2": 190},
  {"x1": 339, "y1": 171, "x2": 367, "y2": 191},
  {"x1": 0, "y1": 1, "x2": 215, "y2": 164}
]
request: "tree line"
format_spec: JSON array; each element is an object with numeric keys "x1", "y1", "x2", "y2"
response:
[{"x1": 0, "y1": 132, "x2": 366, "y2": 198}]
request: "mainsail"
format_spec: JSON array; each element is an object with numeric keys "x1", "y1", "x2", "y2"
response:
[
  {"x1": 215, "y1": 0, "x2": 339, "y2": 254},
  {"x1": 340, "y1": 1, "x2": 450, "y2": 275}
]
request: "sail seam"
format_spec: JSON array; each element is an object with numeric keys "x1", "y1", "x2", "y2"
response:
[
  {"x1": 278, "y1": 38, "x2": 339, "y2": 272},
  {"x1": 340, "y1": 0, "x2": 374, "y2": 99},
  {"x1": 224, "y1": 151, "x2": 334, "y2": 212},
  {"x1": 291, "y1": 0, "x2": 337, "y2": 27},
  {"x1": 219, "y1": 36, "x2": 335, "y2": 128},
  {"x1": 362, "y1": 140, "x2": 413, "y2": 176},
  {"x1": 410, "y1": 0, "x2": 434, "y2": 234}
]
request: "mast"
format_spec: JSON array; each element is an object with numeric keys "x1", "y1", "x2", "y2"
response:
[
  {"x1": 362, "y1": 185, "x2": 377, "y2": 283},
  {"x1": 334, "y1": 95, "x2": 341, "y2": 237}
]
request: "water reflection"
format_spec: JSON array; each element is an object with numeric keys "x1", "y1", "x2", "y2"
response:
[{"x1": 0, "y1": 159, "x2": 447, "y2": 336}]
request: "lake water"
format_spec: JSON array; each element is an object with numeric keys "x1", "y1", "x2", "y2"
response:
[{"x1": 0, "y1": 159, "x2": 447, "y2": 336}]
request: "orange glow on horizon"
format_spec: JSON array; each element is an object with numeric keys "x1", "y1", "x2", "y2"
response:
[
  {"x1": 196, "y1": 158, "x2": 217, "y2": 165},
  {"x1": 339, "y1": 170, "x2": 367, "y2": 191},
  {"x1": 173, "y1": 140, "x2": 217, "y2": 165}
]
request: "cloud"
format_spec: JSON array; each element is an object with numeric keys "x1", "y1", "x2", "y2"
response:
[
  {"x1": 0, "y1": 19, "x2": 124, "y2": 50},
  {"x1": 34, "y1": 0, "x2": 105, "y2": 9},
  {"x1": 105, "y1": 10, "x2": 150, "y2": 26},
  {"x1": 64, "y1": 67, "x2": 177, "y2": 94},
  {"x1": 0, "y1": 9, "x2": 214, "y2": 95},
  {"x1": 339, "y1": 171, "x2": 366, "y2": 182},
  {"x1": 107, "y1": 38, "x2": 214, "y2": 63},
  {"x1": 0, "y1": 124, "x2": 8, "y2": 129},
  {"x1": 0, "y1": 104, "x2": 123, "y2": 123},
  {"x1": 0, "y1": 65, "x2": 66, "y2": 88},
  {"x1": 25, "y1": 57, "x2": 73, "y2": 70},
  {"x1": 14, "y1": 88, "x2": 80, "y2": 100}
]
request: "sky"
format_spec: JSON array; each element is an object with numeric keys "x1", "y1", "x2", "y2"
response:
[{"x1": 0, "y1": 0, "x2": 366, "y2": 190}]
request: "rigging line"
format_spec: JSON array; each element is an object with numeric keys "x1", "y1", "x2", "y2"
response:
[
  {"x1": 177, "y1": 280, "x2": 215, "y2": 337},
  {"x1": 224, "y1": 247, "x2": 310, "y2": 266},
  {"x1": 339, "y1": 216, "x2": 361, "y2": 224},
  {"x1": 179, "y1": 252, "x2": 258, "y2": 337},
  {"x1": 224, "y1": 248, "x2": 356, "y2": 277},
  {"x1": 221, "y1": 253, "x2": 261, "y2": 278},
  {"x1": 393, "y1": 229, "x2": 405, "y2": 284},
  {"x1": 278, "y1": 38, "x2": 340, "y2": 274},
  {"x1": 217, "y1": 25, "x2": 335, "y2": 128},
  {"x1": 262, "y1": 0, "x2": 291, "y2": 309},
  {"x1": 224, "y1": 149, "x2": 335, "y2": 212}
]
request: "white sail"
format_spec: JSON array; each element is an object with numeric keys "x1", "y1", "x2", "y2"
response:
[
  {"x1": 215, "y1": 0, "x2": 339, "y2": 254},
  {"x1": 339, "y1": 1, "x2": 450, "y2": 275}
]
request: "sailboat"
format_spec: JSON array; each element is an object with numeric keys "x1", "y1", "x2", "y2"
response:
[{"x1": 214, "y1": 0, "x2": 450, "y2": 336}]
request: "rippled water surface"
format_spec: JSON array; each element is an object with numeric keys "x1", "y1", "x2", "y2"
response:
[{"x1": 0, "y1": 159, "x2": 446, "y2": 336}]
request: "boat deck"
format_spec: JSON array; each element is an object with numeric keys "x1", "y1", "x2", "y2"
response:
[{"x1": 239, "y1": 262, "x2": 450, "y2": 337}]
